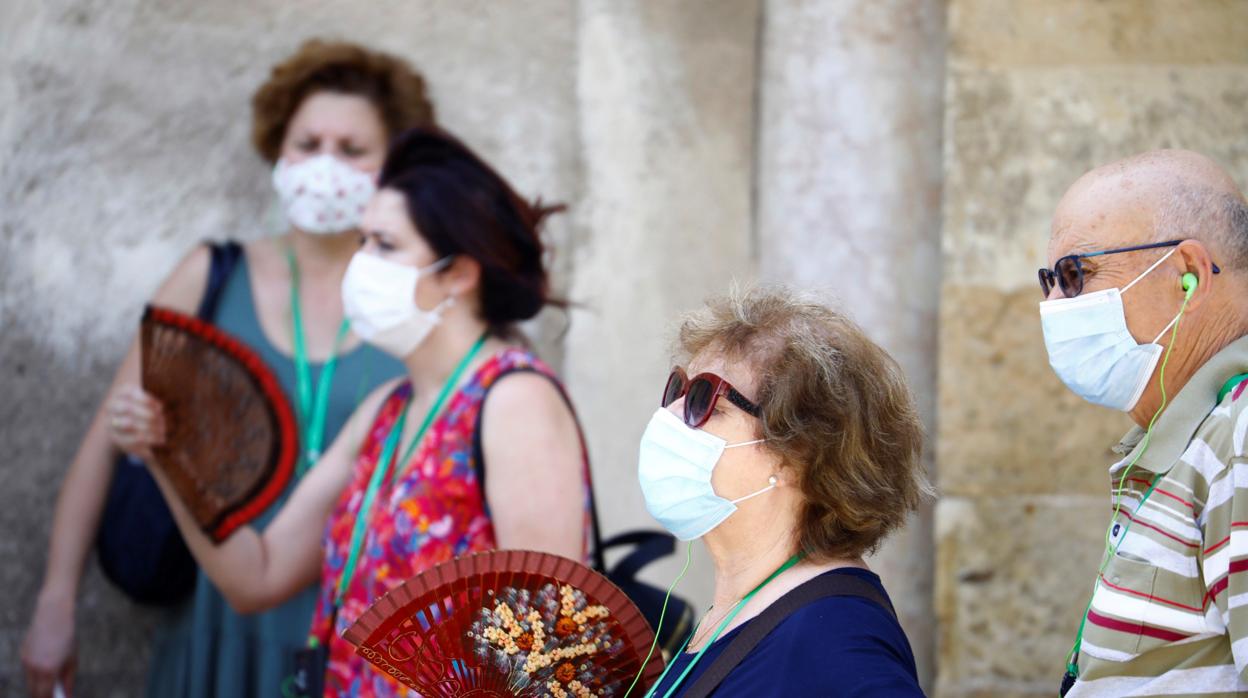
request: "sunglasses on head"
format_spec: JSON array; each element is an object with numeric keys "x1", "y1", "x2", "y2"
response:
[
  {"x1": 661, "y1": 367, "x2": 761, "y2": 429},
  {"x1": 1037, "y1": 239, "x2": 1220, "y2": 298}
]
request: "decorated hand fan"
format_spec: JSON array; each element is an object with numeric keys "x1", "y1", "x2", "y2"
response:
[
  {"x1": 344, "y1": 550, "x2": 665, "y2": 697},
  {"x1": 141, "y1": 305, "x2": 297, "y2": 542}
]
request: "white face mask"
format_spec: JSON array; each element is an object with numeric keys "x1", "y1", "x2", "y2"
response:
[
  {"x1": 1039, "y1": 248, "x2": 1181, "y2": 412},
  {"x1": 637, "y1": 408, "x2": 774, "y2": 541},
  {"x1": 272, "y1": 154, "x2": 376, "y2": 234},
  {"x1": 341, "y1": 252, "x2": 453, "y2": 358}
]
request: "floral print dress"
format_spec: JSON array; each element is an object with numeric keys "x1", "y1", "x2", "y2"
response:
[{"x1": 308, "y1": 348, "x2": 591, "y2": 698}]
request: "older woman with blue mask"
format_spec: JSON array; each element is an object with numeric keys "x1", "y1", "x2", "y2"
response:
[{"x1": 636, "y1": 286, "x2": 931, "y2": 697}]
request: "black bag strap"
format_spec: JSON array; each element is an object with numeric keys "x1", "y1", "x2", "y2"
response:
[
  {"x1": 598, "y1": 530, "x2": 674, "y2": 581},
  {"x1": 681, "y1": 572, "x2": 896, "y2": 698},
  {"x1": 195, "y1": 240, "x2": 242, "y2": 321}
]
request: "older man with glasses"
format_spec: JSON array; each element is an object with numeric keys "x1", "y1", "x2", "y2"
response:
[{"x1": 1040, "y1": 149, "x2": 1248, "y2": 697}]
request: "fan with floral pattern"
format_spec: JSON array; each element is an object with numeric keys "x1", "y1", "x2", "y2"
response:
[{"x1": 343, "y1": 550, "x2": 664, "y2": 697}]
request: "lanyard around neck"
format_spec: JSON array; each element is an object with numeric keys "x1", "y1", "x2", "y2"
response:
[
  {"x1": 331, "y1": 332, "x2": 489, "y2": 609},
  {"x1": 286, "y1": 248, "x2": 351, "y2": 476},
  {"x1": 647, "y1": 554, "x2": 803, "y2": 698},
  {"x1": 1064, "y1": 372, "x2": 1248, "y2": 683}
]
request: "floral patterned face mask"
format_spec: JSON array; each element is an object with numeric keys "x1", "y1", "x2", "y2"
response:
[{"x1": 272, "y1": 154, "x2": 376, "y2": 235}]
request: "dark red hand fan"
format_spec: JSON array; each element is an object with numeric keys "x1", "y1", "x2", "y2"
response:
[
  {"x1": 140, "y1": 305, "x2": 297, "y2": 542},
  {"x1": 344, "y1": 550, "x2": 665, "y2": 697}
]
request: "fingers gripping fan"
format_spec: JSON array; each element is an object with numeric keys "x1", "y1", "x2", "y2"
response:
[
  {"x1": 140, "y1": 305, "x2": 297, "y2": 541},
  {"x1": 344, "y1": 550, "x2": 665, "y2": 697}
]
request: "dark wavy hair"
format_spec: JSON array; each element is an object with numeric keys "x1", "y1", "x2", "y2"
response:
[{"x1": 379, "y1": 128, "x2": 564, "y2": 335}]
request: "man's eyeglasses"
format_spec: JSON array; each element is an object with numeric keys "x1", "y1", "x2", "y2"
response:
[
  {"x1": 661, "y1": 367, "x2": 761, "y2": 429},
  {"x1": 1037, "y1": 239, "x2": 1220, "y2": 298}
]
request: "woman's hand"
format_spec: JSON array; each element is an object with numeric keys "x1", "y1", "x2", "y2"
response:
[
  {"x1": 106, "y1": 385, "x2": 166, "y2": 461},
  {"x1": 21, "y1": 589, "x2": 76, "y2": 698}
]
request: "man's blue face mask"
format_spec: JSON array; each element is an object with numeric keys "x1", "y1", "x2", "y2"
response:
[{"x1": 1039, "y1": 248, "x2": 1180, "y2": 412}]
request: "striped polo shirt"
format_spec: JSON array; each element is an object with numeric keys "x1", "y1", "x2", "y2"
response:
[{"x1": 1070, "y1": 335, "x2": 1248, "y2": 697}]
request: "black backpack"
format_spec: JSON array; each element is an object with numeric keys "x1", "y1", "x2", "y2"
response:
[{"x1": 95, "y1": 241, "x2": 242, "y2": 605}]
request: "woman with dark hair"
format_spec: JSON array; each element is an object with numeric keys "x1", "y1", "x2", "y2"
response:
[
  {"x1": 22, "y1": 40, "x2": 435, "y2": 698},
  {"x1": 147, "y1": 127, "x2": 591, "y2": 698}
]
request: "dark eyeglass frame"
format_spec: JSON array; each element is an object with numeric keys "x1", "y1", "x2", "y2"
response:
[
  {"x1": 1037, "y1": 239, "x2": 1221, "y2": 299},
  {"x1": 661, "y1": 367, "x2": 761, "y2": 429}
]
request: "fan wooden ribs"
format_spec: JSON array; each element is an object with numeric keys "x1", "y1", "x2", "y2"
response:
[
  {"x1": 345, "y1": 550, "x2": 665, "y2": 697},
  {"x1": 140, "y1": 305, "x2": 297, "y2": 542}
]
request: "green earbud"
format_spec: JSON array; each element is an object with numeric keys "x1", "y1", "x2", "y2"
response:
[{"x1": 1182, "y1": 272, "x2": 1198, "y2": 299}]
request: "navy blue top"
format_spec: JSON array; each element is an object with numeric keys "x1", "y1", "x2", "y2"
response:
[{"x1": 649, "y1": 568, "x2": 924, "y2": 697}]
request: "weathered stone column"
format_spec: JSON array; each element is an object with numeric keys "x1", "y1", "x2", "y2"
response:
[
  {"x1": 564, "y1": 0, "x2": 762, "y2": 606},
  {"x1": 936, "y1": 2, "x2": 1248, "y2": 696},
  {"x1": 756, "y1": 0, "x2": 946, "y2": 687}
]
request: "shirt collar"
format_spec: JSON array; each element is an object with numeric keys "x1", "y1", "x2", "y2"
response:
[{"x1": 1111, "y1": 334, "x2": 1248, "y2": 473}]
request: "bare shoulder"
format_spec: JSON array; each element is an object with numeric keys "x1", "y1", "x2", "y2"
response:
[
  {"x1": 343, "y1": 376, "x2": 407, "y2": 437},
  {"x1": 483, "y1": 370, "x2": 573, "y2": 420},
  {"x1": 320, "y1": 376, "x2": 408, "y2": 467},
  {"x1": 150, "y1": 244, "x2": 213, "y2": 314},
  {"x1": 480, "y1": 369, "x2": 579, "y2": 453},
  {"x1": 359, "y1": 376, "x2": 406, "y2": 417}
]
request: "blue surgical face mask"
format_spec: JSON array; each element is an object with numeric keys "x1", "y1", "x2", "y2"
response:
[
  {"x1": 1040, "y1": 249, "x2": 1181, "y2": 411},
  {"x1": 637, "y1": 408, "x2": 774, "y2": 541}
]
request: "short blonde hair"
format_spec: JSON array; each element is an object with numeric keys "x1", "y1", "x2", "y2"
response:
[{"x1": 676, "y1": 286, "x2": 932, "y2": 560}]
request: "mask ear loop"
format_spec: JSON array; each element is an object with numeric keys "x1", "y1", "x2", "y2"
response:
[
  {"x1": 723, "y1": 438, "x2": 765, "y2": 449},
  {"x1": 1063, "y1": 286, "x2": 1191, "y2": 684},
  {"x1": 622, "y1": 541, "x2": 694, "y2": 698},
  {"x1": 1121, "y1": 248, "x2": 1177, "y2": 295},
  {"x1": 413, "y1": 257, "x2": 458, "y2": 315},
  {"x1": 730, "y1": 475, "x2": 778, "y2": 505}
]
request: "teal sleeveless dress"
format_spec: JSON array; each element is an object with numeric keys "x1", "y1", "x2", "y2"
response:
[{"x1": 145, "y1": 251, "x2": 405, "y2": 698}]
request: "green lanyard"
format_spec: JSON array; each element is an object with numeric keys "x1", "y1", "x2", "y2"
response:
[
  {"x1": 1065, "y1": 474, "x2": 1161, "y2": 678},
  {"x1": 646, "y1": 554, "x2": 802, "y2": 698},
  {"x1": 331, "y1": 332, "x2": 489, "y2": 609},
  {"x1": 1064, "y1": 371, "x2": 1248, "y2": 685},
  {"x1": 287, "y1": 249, "x2": 351, "y2": 476}
]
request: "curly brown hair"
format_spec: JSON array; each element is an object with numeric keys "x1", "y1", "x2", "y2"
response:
[
  {"x1": 676, "y1": 286, "x2": 933, "y2": 561},
  {"x1": 250, "y1": 39, "x2": 436, "y2": 163}
]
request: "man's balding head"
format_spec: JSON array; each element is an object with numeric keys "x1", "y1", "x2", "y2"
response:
[
  {"x1": 1045, "y1": 149, "x2": 1248, "y2": 427},
  {"x1": 1052, "y1": 149, "x2": 1248, "y2": 269}
]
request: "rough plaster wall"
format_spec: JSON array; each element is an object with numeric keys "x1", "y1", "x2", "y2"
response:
[
  {"x1": 563, "y1": 0, "x2": 762, "y2": 613},
  {"x1": 0, "y1": 1, "x2": 578, "y2": 693},
  {"x1": 756, "y1": 0, "x2": 945, "y2": 688},
  {"x1": 935, "y1": 2, "x2": 1248, "y2": 696}
]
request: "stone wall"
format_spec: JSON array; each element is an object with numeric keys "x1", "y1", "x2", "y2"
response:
[
  {"x1": 756, "y1": 0, "x2": 945, "y2": 684},
  {"x1": 562, "y1": 0, "x2": 762, "y2": 634},
  {"x1": 935, "y1": 2, "x2": 1248, "y2": 696},
  {"x1": 12, "y1": 1, "x2": 1244, "y2": 695}
]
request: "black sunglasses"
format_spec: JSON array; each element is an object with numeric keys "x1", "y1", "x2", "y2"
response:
[
  {"x1": 1037, "y1": 239, "x2": 1220, "y2": 298},
  {"x1": 661, "y1": 367, "x2": 761, "y2": 428}
]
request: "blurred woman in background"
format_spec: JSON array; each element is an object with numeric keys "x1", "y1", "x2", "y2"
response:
[
  {"x1": 22, "y1": 39, "x2": 434, "y2": 698},
  {"x1": 148, "y1": 127, "x2": 592, "y2": 698}
]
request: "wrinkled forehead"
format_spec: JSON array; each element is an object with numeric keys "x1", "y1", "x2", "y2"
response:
[{"x1": 1047, "y1": 175, "x2": 1147, "y2": 265}]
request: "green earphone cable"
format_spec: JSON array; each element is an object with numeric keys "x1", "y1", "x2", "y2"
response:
[
  {"x1": 622, "y1": 541, "x2": 694, "y2": 698},
  {"x1": 1063, "y1": 291, "x2": 1192, "y2": 680}
]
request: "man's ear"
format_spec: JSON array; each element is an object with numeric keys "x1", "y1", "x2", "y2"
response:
[{"x1": 1175, "y1": 239, "x2": 1217, "y2": 312}]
